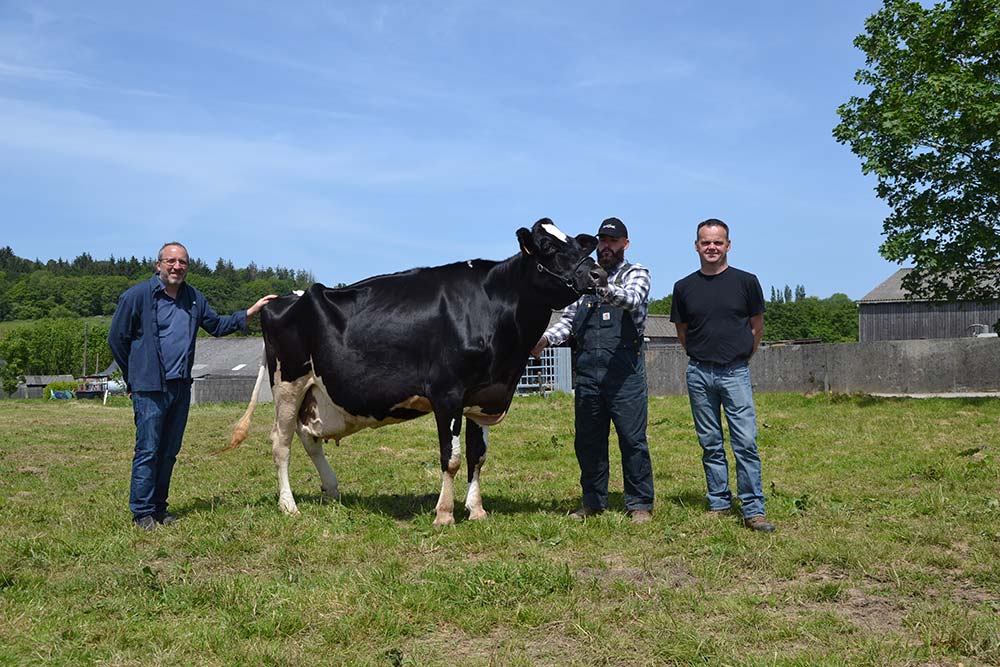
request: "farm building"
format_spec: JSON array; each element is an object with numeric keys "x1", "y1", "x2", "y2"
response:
[
  {"x1": 189, "y1": 336, "x2": 271, "y2": 404},
  {"x1": 858, "y1": 268, "x2": 1000, "y2": 342},
  {"x1": 0, "y1": 374, "x2": 75, "y2": 399}
]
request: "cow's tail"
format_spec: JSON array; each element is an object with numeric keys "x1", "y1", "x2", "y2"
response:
[{"x1": 219, "y1": 361, "x2": 268, "y2": 454}]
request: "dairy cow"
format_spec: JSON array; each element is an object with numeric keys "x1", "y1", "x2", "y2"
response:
[{"x1": 224, "y1": 218, "x2": 598, "y2": 526}]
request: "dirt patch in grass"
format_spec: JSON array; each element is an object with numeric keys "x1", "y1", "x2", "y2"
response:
[
  {"x1": 828, "y1": 586, "x2": 911, "y2": 634},
  {"x1": 576, "y1": 556, "x2": 697, "y2": 590},
  {"x1": 405, "y1": 622, "x2": 601, "y2": 666}
]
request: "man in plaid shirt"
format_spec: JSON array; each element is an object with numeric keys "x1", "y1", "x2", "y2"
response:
[{"x1": 532, "y1": 217, "x2": 655, "y2": 524}]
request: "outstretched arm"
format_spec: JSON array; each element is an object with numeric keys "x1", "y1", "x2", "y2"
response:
[{"x1": 248, "y1": 294, "x2": 278, "y2": 317}]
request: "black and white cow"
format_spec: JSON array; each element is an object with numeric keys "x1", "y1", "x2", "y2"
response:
[{"x1": 224, "y1": 219, "x2": 598, "y2": 526}]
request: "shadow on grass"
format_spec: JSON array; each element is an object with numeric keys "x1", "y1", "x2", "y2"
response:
[
  {"x1": 337, "y1": 492, "x2": 577, "y2": 520},
  {"x1": 826, "y1": 393, "x2": 999, "y2": 408},
  {"x1": 179, "y1": 490, "x2": 691, "y2": 521}
]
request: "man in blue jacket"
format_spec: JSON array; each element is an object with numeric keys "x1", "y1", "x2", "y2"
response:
[{"x1": 109, "y1": 242, "x2": 276, "y2": 530}]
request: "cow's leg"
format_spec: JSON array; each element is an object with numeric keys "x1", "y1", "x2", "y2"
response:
[
  {"x1": 298, "y1": 431, "x2": 340, "y2": 501},
  {"x1": 271, "y1": 377, "x2": 311, "y2": 515},
  {"x1": 433, "y1": 409, "x2": 463, "y2": 528},
  {"x1": 465, "y1": 421, "x2": 488, "y2": 520}
]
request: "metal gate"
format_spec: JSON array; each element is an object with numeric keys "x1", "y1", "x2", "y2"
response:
[{"x1": 517, "y1": 347, "x2": 572, "y2": 394}]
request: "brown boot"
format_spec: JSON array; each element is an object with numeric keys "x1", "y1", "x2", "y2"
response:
[
  {"x1": 629, "y1": 509, "x2": 652, "y2": 524},
  {"x1": 743, "y1": 515, "x2": 775, "y2": 532}
]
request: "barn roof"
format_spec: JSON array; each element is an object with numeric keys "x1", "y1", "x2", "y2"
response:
[
  {"x1": 859, "y1": 268, "x2": 1000, "y2": 303},
  {"x1": 191, "y1": 336, "x2": 264, "y2": 378},
  {"x1": 858, "y1": 269, "x2": 914, "y2": 303},
  {"x1": 23, "y1": 374, "x2": 75, "y2": 386}
]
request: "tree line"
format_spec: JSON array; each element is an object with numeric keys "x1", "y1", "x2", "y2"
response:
[{"x1": 0, "y1": 246, "x2": 314, "y2": 321}]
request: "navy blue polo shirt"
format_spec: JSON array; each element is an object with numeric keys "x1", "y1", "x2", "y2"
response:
[{"x1": 154, "y1": 277, "x2": 193, "y2": 381}]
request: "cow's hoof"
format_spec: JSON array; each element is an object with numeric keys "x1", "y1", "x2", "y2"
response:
[
  {"x1": 468, "y1": 508, "x2": 488, "y2": 521},
  {"x1": 278, "y1": 498, "x2": 300, "y2": 516},
  {"x1": 433, "y1": 514, "x2": 455, "y2": 528},
  {"x1": 321, "y1": 486, "x2": 340, "y2": 500}
]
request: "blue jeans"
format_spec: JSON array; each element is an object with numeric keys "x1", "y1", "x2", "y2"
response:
[
  {"x1": 129, "y1": 380, "x2": 191, "y2": 520},
  {"x1": 685, "y1": 360, "x2": 765, "y2": 518}
]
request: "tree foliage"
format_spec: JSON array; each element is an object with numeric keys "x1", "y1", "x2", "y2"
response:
[
  {"x1": 648, "y1": 294, "x2": 673, "y2": 315},
  {"x1": 0, "y1": 319, "x2": 112, "y2": 391},
  {"x1": 0, "y1": 246, "x2": 314, "y2": 322},
  {"x1": 764, "y1": 290, "x2": 859, "y2": 343},
  {"x1": 834, "y1": 0, "x2": 1000, "y2": 301}
]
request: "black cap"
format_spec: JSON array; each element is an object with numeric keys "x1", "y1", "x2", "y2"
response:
[{"x1": 597, "y1": 217, "x2": 628, "y2": 239}]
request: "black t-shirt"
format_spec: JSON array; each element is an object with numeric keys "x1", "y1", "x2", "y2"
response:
[{"x1": 670, "y1": 266, "x2": 765, "y2": 365}]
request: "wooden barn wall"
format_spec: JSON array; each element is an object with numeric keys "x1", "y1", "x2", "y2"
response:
[{"x1": 858, "y1": 301, "x2": 1000, "y2": 342}]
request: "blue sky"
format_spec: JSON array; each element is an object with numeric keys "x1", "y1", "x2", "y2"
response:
[{"x1": 1, "y1": 1, "x2": 895, "y2": 300}]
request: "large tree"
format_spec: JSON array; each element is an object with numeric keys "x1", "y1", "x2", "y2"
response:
[{"x1": 834, "y1": 0, "x2": 1000, "y2": 301}]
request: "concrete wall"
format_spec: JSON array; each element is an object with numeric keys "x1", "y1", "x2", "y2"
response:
[{"x1": 646, "y1": 337, "x2": 1000, "y2": 395}]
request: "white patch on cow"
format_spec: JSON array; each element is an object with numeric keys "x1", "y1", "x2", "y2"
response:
[
  {"x1": 540, "y1": 222, "x2": 568, "y2": 243},
  {"x1": 391, "y1": 395, "x2": 432, "y2": 413},
  {"x1": 293, "y1": 290, "x2": 304, "y2": 296},
  {"x1": 302, "y1": 374, "x2": 407, "y2": 440},
  {"x1": 467, "y1": 260, "x2": 474, "y2": 268},
  {"x1": 449, "y1": 433, "x2": 461, "y2": 471},
  {"x1": 465, "y1": 424, "x2": 488, "y2": 520},
  {"x1": 464, "y1": 405, "x2": 507, "y2": 426},
  {"x1": 434, "y1": 470, "x2": 456, "y2": 528},
  {"x1": 269, "y1": 364, "x2": 313, "y2": 516}
]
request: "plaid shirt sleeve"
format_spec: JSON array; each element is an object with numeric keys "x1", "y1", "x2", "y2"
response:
[
  {"x1": 599, "y1": 263, "x2": 650, "y2": 312},
  {"x1": 542, "y1": 299, "x2": 580, "y2": 346}
]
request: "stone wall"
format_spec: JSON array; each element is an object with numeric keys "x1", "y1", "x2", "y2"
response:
[{"x1": 646, "y1": 337, "x2": 1000, "y2": 395}]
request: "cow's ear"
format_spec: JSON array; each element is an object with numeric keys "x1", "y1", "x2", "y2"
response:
[
  {"x1": 576, "y1": 233, "x2": 598, "y2": 252},
  {"x1": 517, "y1": 227, "x2": 537, "y2": 256}
]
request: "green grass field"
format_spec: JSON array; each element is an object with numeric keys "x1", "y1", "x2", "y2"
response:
[{"x1": 1, "y1": 393, "x2": 998, "y2": 666}]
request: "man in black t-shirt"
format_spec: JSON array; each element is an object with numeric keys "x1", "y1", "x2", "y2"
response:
[{"x1": 670, "y1": 219, "x2": 774, "y2": 532}]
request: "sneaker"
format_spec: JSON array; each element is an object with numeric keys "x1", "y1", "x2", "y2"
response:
[
  {"x1": 707, "y1": 507, "x2": 732, "y2": 518},
  {"x1": 133, "y1": 515, "x2": 158, "y2": 531},
  {"x1": 568, "y1": 506, "x2": 603, "y2": 521},
  {"x1": 629, "y1": 509, "x2": 652, "y2": 524},
  {"x1": 153, "y1": 512, "x2": 178, "y2": 526},
  {"x1": 744, "y1": 515, "x2": 775, "y2": 533}
]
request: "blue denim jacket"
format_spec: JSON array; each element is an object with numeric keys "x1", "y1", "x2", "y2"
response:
[{"x1": 108, "y1": 274, "x2": 247, "y2": 392}]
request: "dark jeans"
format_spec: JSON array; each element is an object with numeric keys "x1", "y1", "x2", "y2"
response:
[
  {"x1": 574, "y1": 347, "x2": 654, "y2": 511},
  {"x1": 129, "y1": 380, "x2": 191, "y2": 520}
]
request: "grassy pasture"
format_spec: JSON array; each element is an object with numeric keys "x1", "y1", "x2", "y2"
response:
[{"x1": 1, "y1": 393, "x2": 998, "y2": 666}]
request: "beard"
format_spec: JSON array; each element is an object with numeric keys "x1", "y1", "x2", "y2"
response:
[{"x1": 598, "y1": 246, "x2": 625, "y2": 270}]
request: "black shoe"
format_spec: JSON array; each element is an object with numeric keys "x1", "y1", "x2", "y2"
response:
[
  {"x1": 568, "y1": 506, "x2": 603, "y2": 521},
  {"x1": 744, "y1": 515, "x2": 775, "y2": 533},
  {"x1": 153, "y1": 512, "x2": 178, "y2": 526},
  {"x1": 134, "y1": 515, "x2": 158, "y2": 531}
]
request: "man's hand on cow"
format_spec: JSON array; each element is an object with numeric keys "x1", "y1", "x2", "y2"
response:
[
  {"x1": 531, "y1": 336, "x2": 548, "y2": 360},
  {"x1": 247, "y1": 294, "x2": 279, "y2": 317},
  {"x1": 589, "y1": 265, "x2": 609, "y2": 288}
]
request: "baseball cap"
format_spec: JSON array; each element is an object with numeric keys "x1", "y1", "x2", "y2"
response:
[{"x1": 596, "y1": 217, "x2": 628, "y2": 239}]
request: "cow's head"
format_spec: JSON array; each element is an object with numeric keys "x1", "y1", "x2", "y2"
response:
[{"x1": 517, "y1": 218, "x2": 599, "y2": 304}]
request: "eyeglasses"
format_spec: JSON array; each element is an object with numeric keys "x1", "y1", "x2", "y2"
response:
[{"x1": 159, "y1": 258, "x2": 189, "y2": 267}]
